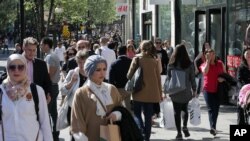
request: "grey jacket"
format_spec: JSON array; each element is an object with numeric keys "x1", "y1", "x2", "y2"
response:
[{"x1": 166, "y1": 64, "x2": 197, "y2": 103}]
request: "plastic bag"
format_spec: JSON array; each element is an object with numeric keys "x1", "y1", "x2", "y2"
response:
[
  {"x1": 160, "y1": 98, "x2": 176, "y2": 129},
  {"x1": 189, "y1": 98, "x2": 201, "y2": 126}
]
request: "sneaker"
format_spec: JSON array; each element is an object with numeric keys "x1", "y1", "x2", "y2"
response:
[
  {"x1": 210, "y1": 128, "x2": 217, "y2": 136},
  {"x1": 182, "y1": 127, "x2": 190, "y2": 137},
  {"x1": 176, "y1": 133, "x2": 183, "y2": 140}
]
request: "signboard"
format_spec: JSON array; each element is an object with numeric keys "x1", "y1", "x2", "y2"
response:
[
  {"x1": 150, "y1": 0, "x2": 171, "y2": 5},
  {"x1": 116, "y1": 3, "x2": 129, "y2": 15}
]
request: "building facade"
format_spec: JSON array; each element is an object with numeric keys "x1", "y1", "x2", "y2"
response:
[{"x1": 124, "y1": 0, "x2": 249, "y2": 77}]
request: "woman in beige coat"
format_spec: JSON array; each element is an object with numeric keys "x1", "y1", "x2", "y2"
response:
[
  {"x1": 70, "y1": 55, "x2": 123, "y2": 141},
  {"x1": 127, "y1": 40, "x2": 162, "y2": 141}
]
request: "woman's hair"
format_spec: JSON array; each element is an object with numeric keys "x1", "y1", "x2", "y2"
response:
[
  {"x1": 169, "y1": 44, "x2": 192, "y2": 69},
  {"x1": 126, "y1": 44, "x2": 135, "y2": 52},
  {"x1": 202, "y1": 42, "x2": 210, "y2": 54},
  {"x1": 140, "y1": 40, "x2": 156, "y2": 57},
  {"x1": 76, "y1": 50, "x2": 89, "y2": 62},
  {"x1": 241, "y1": 47, "x2": 250, "y2": 66},
  {"x1": 65, "y1": 47, "x2": 77, "y2": 61}
]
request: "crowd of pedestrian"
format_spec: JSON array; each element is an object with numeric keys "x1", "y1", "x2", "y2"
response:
[{"x1": 0, "y1": 25, "x2": 249, "y2": 141}]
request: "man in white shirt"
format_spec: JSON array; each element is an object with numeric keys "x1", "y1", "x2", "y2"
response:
[
  {"x1": 95, "y1": 37, "x2": 116, "y2": 81},
  {"x1": 54, "y1": 41, "x2": 66, "y2": 67}
]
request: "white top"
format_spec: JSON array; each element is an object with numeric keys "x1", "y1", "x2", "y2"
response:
[
  {"x1": 95, "y1": 46, "x2": 116, "y2": 80},
  {"x1": 0, "y1": 85, "x2": 53, "y2": 141},
  {"x1": 54, "y1": 46, "x2": 66, "y2": 61}
]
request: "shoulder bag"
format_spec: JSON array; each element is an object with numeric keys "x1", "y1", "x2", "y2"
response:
[
  {"x1": 164, "y1": 69, "x2": 186, "y2": 95},
  {"x1": 125, "y1": 57, "x2": 144, "y2": 94}
]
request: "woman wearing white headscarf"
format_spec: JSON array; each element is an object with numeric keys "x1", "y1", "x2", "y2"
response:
[
  {"x1": 70, "y1": 55, "x2": 123, "y2": 141},
  {"x1": 0, "y1": 54, "x2": 52, "y2": 141}
]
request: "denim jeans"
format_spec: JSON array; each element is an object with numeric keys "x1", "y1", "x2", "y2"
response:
[
  {"x1": 203, "y1": 90, "x2": 220, "y2": 129},
  {"x1": 133, "y1": 101, "x2": 154, "y2": 141},
  {"x1": 49, "y1": 84, "x2": 60, "y2": 141}
]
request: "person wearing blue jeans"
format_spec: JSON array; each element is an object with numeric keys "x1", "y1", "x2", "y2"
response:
[
  {"x1": 133, "y1": 101, "x2": 154, "y2": 141},
  {"x1": 200, "y1": 48, "x2": 226, "y2": 136},
  {"x1": 203, "y1": 91, "x2": 220, "y2": 132}
]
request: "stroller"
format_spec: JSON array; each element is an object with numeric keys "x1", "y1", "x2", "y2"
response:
[{"x1": 239, "y1": 84, "x2": 250, "y2": 124}]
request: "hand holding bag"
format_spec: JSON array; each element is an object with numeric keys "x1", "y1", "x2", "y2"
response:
[
  {"x1": 100, "y1": 119, "x2": 121, "y2": 141},
  {"x1": 87, "y1": 87, "x2": 122, "y2": 141},
  {"x1": 164, "y1": 69, "x2": 186, "y2": 95}
]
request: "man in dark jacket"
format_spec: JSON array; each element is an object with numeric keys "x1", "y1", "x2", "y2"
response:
[
  {"x1": 22, "y1": 37, "x2": 51, "y2": 101},
  {"x1": 109, "y1": 46, "x2": 132, "y2": 111}
]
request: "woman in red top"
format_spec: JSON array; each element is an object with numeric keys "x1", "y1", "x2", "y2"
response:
[{"x1": 200, "y1": 49, "x2": 226, "y2": 136}]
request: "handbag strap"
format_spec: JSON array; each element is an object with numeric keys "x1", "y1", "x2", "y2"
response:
[
  {"x1": 0, "y1": 88, "x2": 5, "y2": 141},
  {"x1": 87, "y1": 87, "x2": 107, "y2": 113}
]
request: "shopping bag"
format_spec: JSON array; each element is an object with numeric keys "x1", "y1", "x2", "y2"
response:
[
  {"x1": 100, "y1": 119, "x2": 121, "y2": 141},
  {"x1": 160, "y1": 98, "x2": 176, "y2": 129},
  {"x1": 189, "y1": 98, "x2": 201, "y2": 126},
  {"x1": 56, "y1": 98, "x2": 69, "y2": 131}
]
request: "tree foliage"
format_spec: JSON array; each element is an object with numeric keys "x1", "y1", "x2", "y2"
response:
[
  {"x1": 53, "y1": 0, "x2": 117, "y2": 24},
  {"x1": 0, "y1": 0, "x2": 18, "y2": 32}
]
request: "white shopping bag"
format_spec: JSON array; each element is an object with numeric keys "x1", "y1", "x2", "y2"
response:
[
  {"x1": 160, "y1": 98, "x2": 176, "y2": 129},
  {"x1": 189, "y1": 98, "x2": 201, "y2": 126}
]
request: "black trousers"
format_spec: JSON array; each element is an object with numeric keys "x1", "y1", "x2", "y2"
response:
[
  {"x1": 172, "y1": 101, "x2": 189, "y2": 134},
  {"x1": 48, "y1": 84, "x2": 60, "y2": 141}
]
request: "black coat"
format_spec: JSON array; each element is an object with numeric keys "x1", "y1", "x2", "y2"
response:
[
  {"x1": 109, "y1": 56, "x2": 132, "y2": 88},
  {"x1": 237, "y1": 64, "x2": 250, "y2": 88},
  {"x1": 33, "y1": 58, "x2": 52, "y2": 96},
  {"x1": 111, "y1": 106, "x2": 144, "y2": 141}
]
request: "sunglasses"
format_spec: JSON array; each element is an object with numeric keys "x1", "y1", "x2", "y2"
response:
[
  {"x1": 155, "y1": 42, "x2": 161, "y2": 44},
  {"x1": 8, "y1": 64, "x2": 25, "y2": 72}
]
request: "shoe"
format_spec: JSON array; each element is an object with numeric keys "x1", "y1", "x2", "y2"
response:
[
  {"x1": 176, "y1": 133, "x2": 183, "y2": 140},
  {"x1": 210, "y1": 128, "x2": 217, "y2": 136},
  {"x1": 182, "y1": 127, "x2": 190, "y2": 137}
]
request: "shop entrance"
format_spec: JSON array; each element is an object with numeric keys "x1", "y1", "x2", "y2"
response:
[{"x1": 194, "y1": 7, "x2": 226, "y2": 61}]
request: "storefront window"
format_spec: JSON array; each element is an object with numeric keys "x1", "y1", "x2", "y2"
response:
[
  {"x1": 158, "y1": 5, "x2": 171, "y2": 42},
  {"x1": 181, "y1": 0, "x2": 196, "y2": 60},
  {"x1": 227, "y1": 0, "x2": 250, "y2": 77}
]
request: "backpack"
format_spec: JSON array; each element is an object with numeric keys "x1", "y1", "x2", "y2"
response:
[
  {"x1": 0, "y1": 83, "x2": 39, "y2": 122},
  {"x1": 0, "y1": 72, "x2": 7, "y2": 85}
]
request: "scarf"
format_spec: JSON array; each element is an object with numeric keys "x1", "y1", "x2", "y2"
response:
[
  {"x1": 2, "y1": 77, "x2": 30, "y2": 101},
  {"x1": 86, "y1": 79, "x2": 112, "y2": 118}
]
